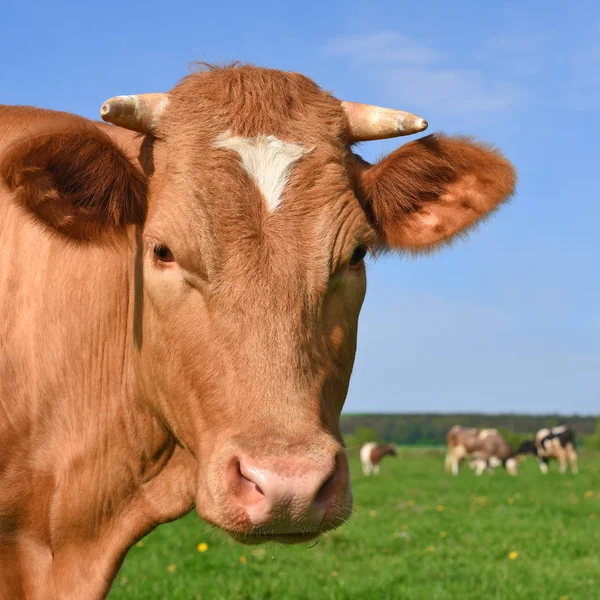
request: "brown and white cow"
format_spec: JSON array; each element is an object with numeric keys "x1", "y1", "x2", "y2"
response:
[
  {"x1": 445, "y1": 426, "x2": 518, "y2": 476},
  {"x1": 360, "y1": 442, "x2": 397, "y2": 476},
  {"x1": 0, "y1": 64, "x2": 515, "y2": 598},
  {"x1": 517, "y1": 425, "x2": 578, "y2": 474}
]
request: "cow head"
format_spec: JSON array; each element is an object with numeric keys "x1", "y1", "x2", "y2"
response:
[
  {"x1": 1, "y1": 65, "x2": 515, "y2": 544},
  {"x1": 516, "y1": 439, "x2": 538, "y2": 456}
]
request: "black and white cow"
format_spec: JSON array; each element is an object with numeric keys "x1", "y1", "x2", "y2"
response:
[{"x1": 517, "y1": 425, "x2": 578, "y2": 474}]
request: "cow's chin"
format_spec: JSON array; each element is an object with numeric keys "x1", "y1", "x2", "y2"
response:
[
  {"x1": 195, "y1": 498, "x2": 352, "y2": 547},
  {"x1": 196, "y1": 506, "x2": 351, "y2": 546}
]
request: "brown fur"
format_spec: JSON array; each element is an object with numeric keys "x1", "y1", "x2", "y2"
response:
[
  {"x1": 355, "y1": 134, "x2": 515, "y2": 251},
  {"x1": 0, "y1": 64, "x2": 516, "y2": 598},
  {"x1": 0, "y1": 106, "x2": 146, "y2": 240}
]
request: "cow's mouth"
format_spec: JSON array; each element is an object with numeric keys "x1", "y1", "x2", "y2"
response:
[{"x1": 229, "y1": 531, "x2": 321, "y2": 545}]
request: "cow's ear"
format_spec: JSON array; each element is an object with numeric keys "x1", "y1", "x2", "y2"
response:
[
  {"x1": 354, "y1": 134, "x2": 516, "y2": 252},
  {"x1": 0, "y1": 123, "x2": 147, "y2": 239}
]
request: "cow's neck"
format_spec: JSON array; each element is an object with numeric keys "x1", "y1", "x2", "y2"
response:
[{"x1": 0, "y1": 224, "x2": 196, "y2": 599}]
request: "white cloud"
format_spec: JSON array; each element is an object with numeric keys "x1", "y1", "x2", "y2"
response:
[
  {"x1": 382, "y1": 67, "x2": 522, "y2": 115},
  {"x1": 322, "y1": 31, "x2": 444, "y2": 66},
  {"x1": 322, "y1": 32, "x2": 524, "y2": 118}
]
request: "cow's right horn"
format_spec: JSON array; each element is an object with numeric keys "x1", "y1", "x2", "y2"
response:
[{"x1": 100, "y1": 93, "x2": 168, "y2": 134}]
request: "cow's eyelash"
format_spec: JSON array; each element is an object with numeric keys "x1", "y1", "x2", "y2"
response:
[{"x1": 150, "y1": 243, "x2": 175, "y2": 263}]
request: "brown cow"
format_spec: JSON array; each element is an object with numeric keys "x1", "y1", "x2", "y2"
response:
[
  {"x1": 360, "y1": 442, "x2": 397, "y2": 476},
  {"x1": 445, "y1": 426, "x2": 518, "y2": 476},
  {"x1": 0, "y1": 64, "x2": 515, "y2": 598}
]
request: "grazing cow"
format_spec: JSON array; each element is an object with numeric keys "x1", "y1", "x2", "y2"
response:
[
  {"x1": 445, "y1": 426, "x2": 518, "y2": 476},
  {"x1": 360, "y1": 442, "x2": 397, "y2": 476},
  {"x1": 517, "y1": 425, "x2": 578, "y2": 474},
  {"x1": 0, "y1": 64, "x2": 515, "y2": 597},
  {"x1": 445, "y1": 426, "x2": 476, "y2": 475}
]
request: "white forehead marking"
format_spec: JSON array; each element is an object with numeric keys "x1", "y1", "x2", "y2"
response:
[{"x1": 214, "y1": 133, "x2": 312, "y2": 212}]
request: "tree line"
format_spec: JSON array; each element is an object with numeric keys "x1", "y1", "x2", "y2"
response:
[{"x1": 341, "y1": 413, "x2": 599, "y2": 452}]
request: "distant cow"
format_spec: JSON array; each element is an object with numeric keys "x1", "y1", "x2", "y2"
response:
[
  {"x1": 360, "y1": 443, "x2": 397, "y2": 476},
  {"x1": 517, "y1": 425, "x2": 578, "y2": 474},
  {"x1": 445, "y1": 426, "x2": 518, "y2": 476}
]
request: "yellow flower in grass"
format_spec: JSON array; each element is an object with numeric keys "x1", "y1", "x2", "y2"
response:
[
  {"x1": 560, "y1": 595, "x2": 569, "y2": 600},
  {"x1": 401, "y1": 523, "x2": 409, "y2": 531},
  {"x1": 369, "y1": 510, "x2": 378, "y2": 517},
  {"x1": 407, "y1": 500, "x2": 415, "y2": 507},
  {"x1": 439, "y1": 531, "x2": 448, "y2": 538},
  {"x1": 590, "y1": 513, "x2": 597, "y2": 520},
  {"x1": 197, "y1": 542, "x2": 209, "y2": 552},
  {"x1": 584, "y1": 490, "x2": 593, "y2": 499},
  {"x1": 136, "y1": 541, "x2": 144, "y2": 548},
  {"x1": 425, "y1": 546, "x2": 436, "y2": 552},
  {"x1": 507, "y1": 497, "x2": 514, "y2": 504},
  {"x1": 508, "y1": 551, "x2": 518, "y2": 560},
  {"x1": 239, "y1": 555, "x2": 247, "y2": 565},
  {"x1": 331, "y1": 570, "x2": 339, "y2": 577},
  {"x1": 166, "y1": 563, "x2": 177, "y2": 573},
  {"x1": 436, "y1": 505, "x2": 445, "y2": 512}
]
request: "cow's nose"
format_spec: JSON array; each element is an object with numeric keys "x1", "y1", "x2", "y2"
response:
[{"x1": 226, "y1": 451, "x2": 349, "y2": 532}]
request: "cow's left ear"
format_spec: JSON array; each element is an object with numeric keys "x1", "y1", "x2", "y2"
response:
[
  {"x1": 0, "y1": 122, "x2": 147, "y2": 240},
  {"x1": 354, "y1": 134, "x2": 516, "y2": 251}
]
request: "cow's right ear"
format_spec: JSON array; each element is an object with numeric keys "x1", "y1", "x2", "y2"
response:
[{"x1": 0, "y1": 123, "x2": 147, "y2": 239}]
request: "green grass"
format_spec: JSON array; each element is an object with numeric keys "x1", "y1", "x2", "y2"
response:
[{"x1": 109, "y1": 449, "x2": 600, "y2": 599}]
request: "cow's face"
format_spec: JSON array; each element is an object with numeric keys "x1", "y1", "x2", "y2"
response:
[
  {"x1": 1, "y1": 64, "x2": 515, "y2": 544},
  {"x1": 136, "y1": 69, "x2": 368, "y2": 542}
]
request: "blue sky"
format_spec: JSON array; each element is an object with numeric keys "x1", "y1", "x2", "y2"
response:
[{"x1": 2, "y1": 1, "x2": 598, "y2": 414}]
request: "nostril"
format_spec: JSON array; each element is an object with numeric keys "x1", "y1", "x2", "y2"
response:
[
  {"x1": 314, "y1": 453, "x2": 344, "y2": 509},
  {"x1": 314, "y1": 472, "x2": 335, "y2": 508},
  {"x1": 237, "y1": 460, "x2": 264, "y2": 497}
]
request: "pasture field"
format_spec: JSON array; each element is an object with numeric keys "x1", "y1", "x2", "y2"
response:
[{"x1": 109, "y1": 448, "x2": 600, "y2": 599}]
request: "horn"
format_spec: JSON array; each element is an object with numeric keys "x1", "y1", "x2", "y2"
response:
[
  {"x1": 341, "y1": 101, "x2": 427, "y2": 142},
  {"x1": 100, "y1": 93, "x2": 168, "y2": 133}
]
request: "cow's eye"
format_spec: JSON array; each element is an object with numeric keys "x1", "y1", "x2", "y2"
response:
[
  {"x1": 153, "y1": 245, "x2": 175, "y2": 262},
  {"x1": 349, "y1": 245, "x2": 367, "y2": 266}
]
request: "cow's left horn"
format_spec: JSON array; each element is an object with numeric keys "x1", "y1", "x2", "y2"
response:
[
  {"x1": 341, "y1": 101, "x2": 428, "y2": 142},
  {"x1": 100, "y1": 93, "x2": 168, "y2": 133}
]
